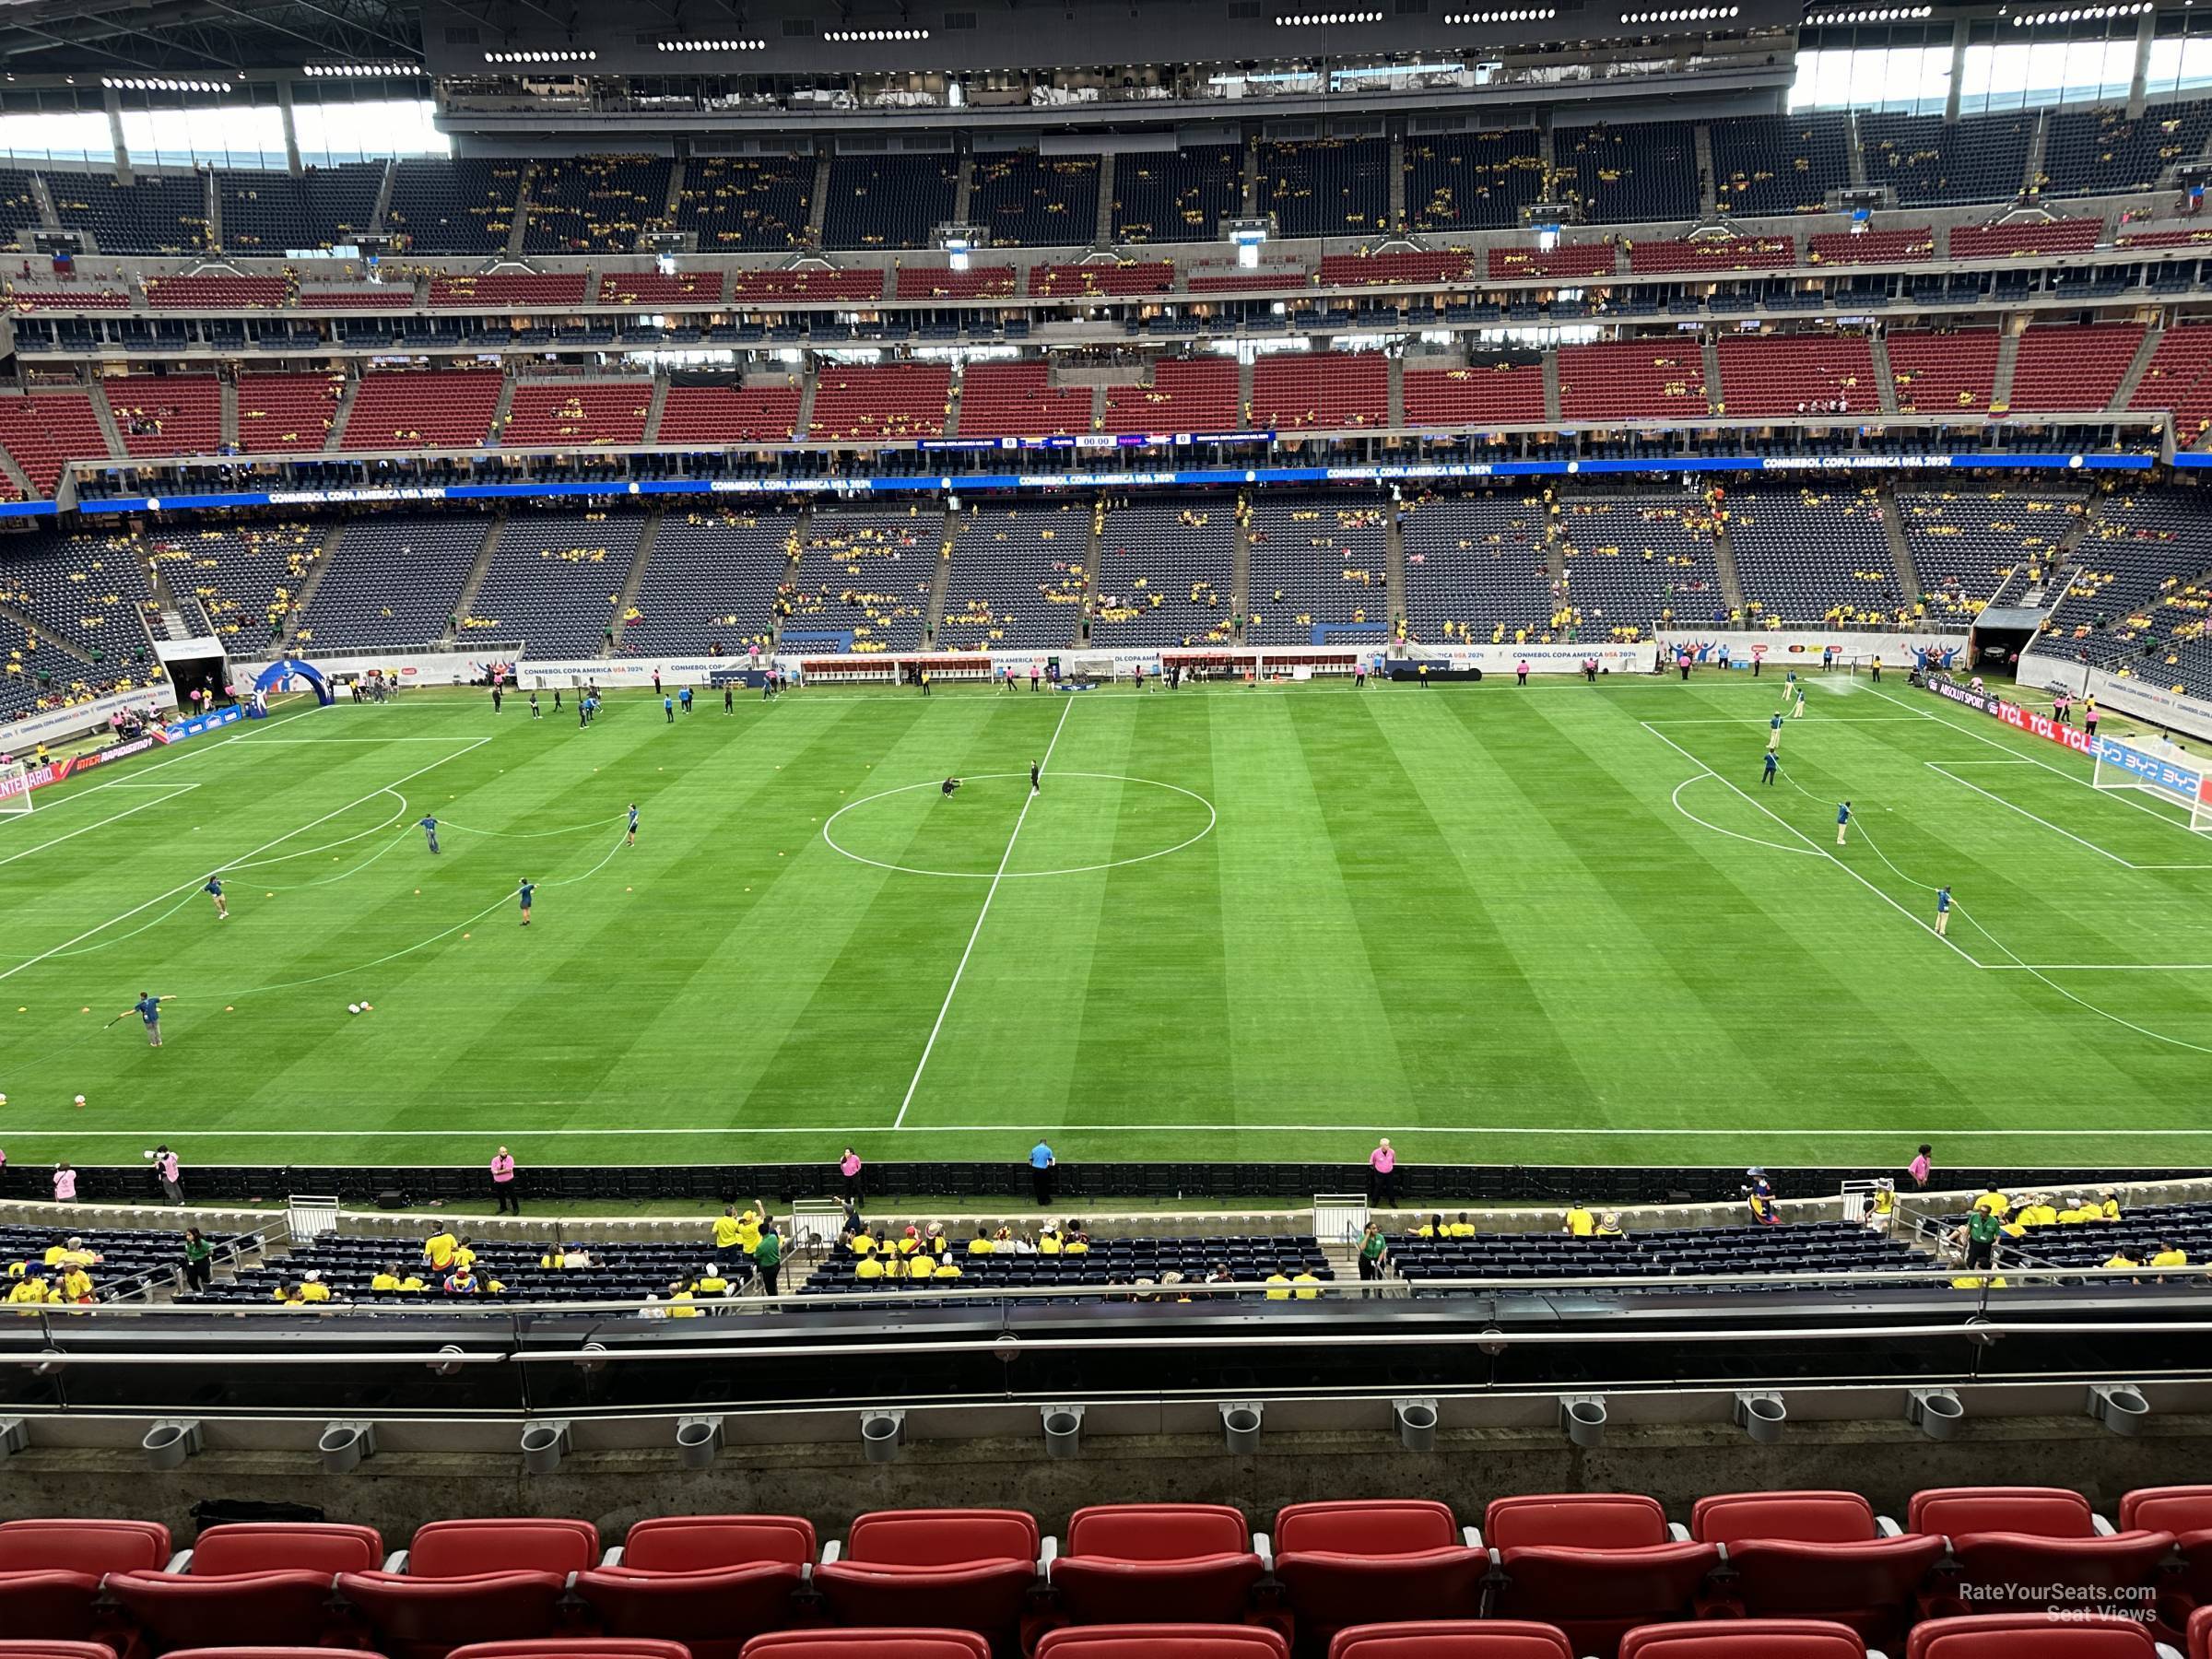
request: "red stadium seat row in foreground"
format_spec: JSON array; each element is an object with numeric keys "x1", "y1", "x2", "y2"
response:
[{"x1": 5, "y1": 1489, "x2": 2212, "y2": 1659}]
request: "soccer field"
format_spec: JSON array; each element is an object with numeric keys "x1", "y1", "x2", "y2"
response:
[{"x1": 3, "y1": 671, "x2": 2210, "y2": 1172}]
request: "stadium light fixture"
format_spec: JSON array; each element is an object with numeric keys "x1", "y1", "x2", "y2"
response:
[
  {"x1": 484, "y1": 50, "x2": 600, "y2": 64},
  {"x1": 657, "y1": 39, "x2": 769, "y2": 51},
  {"x1": 103, "y1": 76, "x2": 231, "y2": 93},
  {"x1": 1444, "y1": 8, "x2": 1559, "y2": 21},
  {"x1": 300, "y1": 62, "x2": 420, "y2": 76},
  {"x1": 1619, "y1": 6, "x2": 1740, "y2": 21},
  {"x1": 824, "y1": 29, "x2": 933, "y2": 40},
  {"x1": 1276, "y1": 9, "x2": 1385, "y2": 21}
]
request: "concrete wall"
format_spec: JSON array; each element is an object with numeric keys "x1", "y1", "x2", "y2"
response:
[{"x1": 0, "y1": 1414, "x2": 2204, "y2": 1541}]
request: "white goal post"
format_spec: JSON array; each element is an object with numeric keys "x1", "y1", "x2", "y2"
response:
[
  {"x1": 2090, "y1": 735, "x2": 2212, "y2": 832},
  {"x1": 0, "y1": 759, "x2": 31, "y2": 817}
]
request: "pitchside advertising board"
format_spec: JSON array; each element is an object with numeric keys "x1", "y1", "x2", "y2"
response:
[
  {"x1": 1928, "y1": 674, "x2": 2099, "y2": 756},
  {"x1": 0, "y1": 703, "x2": 242, "y2": 804}
]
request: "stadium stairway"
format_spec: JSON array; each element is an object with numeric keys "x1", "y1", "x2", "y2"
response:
[
  {"x1": 323, "y1": 373, "x2": 360, "y2": 453},
  {"x1": 2112, "y1": 327, "x2": 2164, "y2": 412},
  {"x1": 924, "y1": 507, "x2": 957, "y2": 641},
  {"x1": 768, "y1": 509, "x2": 808, "y2": 647},
  {"x1": 278, "y1": 524, "x2": 347, "y2": 648},
  {"x1": 1869, "y1": 334, "x2": 1900, "y2": 415},
  {"x1": 440, "y1": 512, "x2": 504, "y2": 646},
  {"x1": 488, "y1": 373, "x2": 517, "y2": 444},
  {"x1": 1230, "y1": 491, "x2": 1253, "y2": 643},
  {"x1": 1992, "y1": 331, "x2": 2022, "y2": 412},
  {"x1": 1709, "y1": 511, "x2": 1746, "y2": 618},
  {"x1": 1384, "y1": 503, "x2": 1407, "y2": 634},
  {"x1": 609, "y1": 508, "x2": 665, "y2": 652},
  {"x1": 642, "y1": 377, "x2": 669, "y2": 445},
  {"x1": 218, "y1": 376, "x2": 239, "y2": 449},
  {"x1": 1876, "y1": 483, "x2": 1924, "y2": 611}
]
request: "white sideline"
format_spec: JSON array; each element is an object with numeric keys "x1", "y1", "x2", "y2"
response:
[
  {"x1": 25, "y1": 1123, "x2": 2212, "y2": 1140},
  {"x1": 891, "y1": 695, "x2": 1073, "y2": 1131},
  {"x1": 0, "y1": 737, "x2": 489, "y2": 986}
]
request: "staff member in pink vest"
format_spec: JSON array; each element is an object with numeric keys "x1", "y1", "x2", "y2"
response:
[
  {"x1": 1367, "y1": 1137, "x2": 1400, "y2": 1208},
  {"x1": 840, "y1": 1146, "x2": 864, "y2": 1206},
  {"x1": 52, "y1": 1162, "x2": 76, "y2": 1203},
  {"x1": 489, "y1": 1146, "x2": 519, "y2": 1215}
]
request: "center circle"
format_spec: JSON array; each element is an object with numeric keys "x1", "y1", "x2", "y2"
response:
[{"x1": 822, "y1": 771, "x2": 1217, "y2": 879}]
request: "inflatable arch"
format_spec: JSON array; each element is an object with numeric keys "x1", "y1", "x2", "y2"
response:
[{"x1": 252, "y1": 658, "x2": 337, "y2": 707}]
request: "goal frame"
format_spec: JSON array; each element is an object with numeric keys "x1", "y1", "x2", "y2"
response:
[
  {"x1": 2090, "y1": 736, "x2": 2212, "y2": 832},
  {"x1": 0, "y1": 759, "x2": 30, "y2": 817}
]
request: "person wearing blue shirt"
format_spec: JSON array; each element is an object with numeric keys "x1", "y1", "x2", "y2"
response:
[
  {"x1": 664, "y1": 694, "x2": 675, "y2": 724},
  {"x1": 1761, "y1": 750, "x2": 1778, "y2": 787},
  {"x1": 627, "y1": 802, "x2": 640, "y2": 847},
  {"x1": 679, "y1": 687, "x2": 693, "y2": 713},
  {"x1": 205, "y1": 875, "x2": 228, "y2": 918},
  {"x1": 1936, "y1": 884, "x2": 1953, "y2": 937},
  {"x1": 518, "y1": 878, "x2": 535, "y2": 927},
  {"x1": 1836, "y1": 799, "x2": 1852, "y2": 847},
  {"x1": 418, "y1": 815, "x2": 441, "y2": 854},
  {"x1": 1767, "y1": 712, "x2": 1782, "y2": 753},
  {"x1": 128, "y1": 991, "x2": 171, "y2": 1048},
  {"x1": 1029, "y1": 1140, "x2": 1056, "y2": 1206}
]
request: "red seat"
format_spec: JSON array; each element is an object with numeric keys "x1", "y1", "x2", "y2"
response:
[
  {"x1": 1327, "y1": 1621, "x2": 1575, "y2": 1659},
  {"x1": 2122, "y1": 1488, "x2": 2212, "y2": 1633},
  {"x1": 574, "y1": 1517, "x2": 815, "y2": 1659},
  {"x1": 1691, "y1": 1492, "x2": 1943, "y2": 1645},
  {"x1": 451, "y1": 1644, "x2": 692, "y2": 1659},
  {"x1": 2189, "y1": 1604, "x2": 2212, "y2": 1659},
  {"x1": 1050, "y1": 1505, "x2": 1264, "y2": 1626},
  {"x1": 335, "y1": 1519, "x2": 599, "y2": 1659},
  {"x1": 810, "y1": 1512, "x2": 1039, "y2": 1655},
  {"x1": 1034, "y1": 1628, "x2": 1288, "y2": 1659},
  {"x1": 1484, "y1": 1497, "x2": 1718, "y2": 1659},
  {"x1": 1909, "y1": 1489, "x2": 2171, "y2": 1621},
  {"x1": 1272, "y1": 1502, "x2": 1485, "y2": 1655},
  {"x1": 741, "y1": 1635, "x2": 990, "y2": 1659},
  {"x1": 1908, "y1": 1614, "x2": 2156, "y2": 1659},
  {"x1": 0, "y1": 1645, "x2": 135, "y2": 1659},
  {"x1": 0, "y1": 1521, "x2": 174, "y2": 1656},
  {"x1": 109, "y1": 1523, "x2": 383, "y2": 1653},
  {"x1": 1621, "y1": 1621, "x2": 1865, "y2": 1659}
]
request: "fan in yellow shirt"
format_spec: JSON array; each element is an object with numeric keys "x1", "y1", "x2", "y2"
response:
[
  {"x1": 2151, "y1": 1242, "x2": 2189, "y2": 1270},
  {"x1": 2104, "y1": 1251, "x2": 2140, "y2": 1271},
  {"x1": 1264, "y1": 1271, "x2": 1292, "y2": 1301},
  {"x1": 1291, "y1": 1269, "x2": 1322, "y2": 1300},
  {"x1": 968, "y1": 1229, "x2": 995, "y2": 1254},
  {"x1": 423, "y1": 1230, "x2": 460, "y2": 1271},
  {"x1": 371, "y1": 1267, "x2": 406, "y2": 1291},
  {"x1": 712, "y1": 1210, "x2": 745, "y2": 1253},
  {"x1": 2099, "y1": 1189, "x2": 2123, "y2": 1221},
  {"x1": 8, "y1": 1276, "x2": 53, "y2": 1310},
  {"x1": 932, "y1": 1259, "x2": 963, "y2": 1280},
  {"x1": 855, "y1": 1255, "x2": 887, "y2": 1281},
  {"x1": 736, "y1": 1210, "x2": 763, "y2": 1253},
  {"x1": 297, "y1": 1272, "x2": 332, "y2": 1302},
  {"x1": 1973, "y1": 1188, "x2": 2011, "y2": 1218},
  {"x1": 1564, "y1": 1206, "x2": 1595, "y2": 1237},
  {"x1": 690, "y1": 1272, "x2": 729, "y2": 1296}
]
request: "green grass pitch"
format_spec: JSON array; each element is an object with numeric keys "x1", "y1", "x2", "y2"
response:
[{"x1": 2, "y1": 671, "x2": 2210, "y2": 1173}]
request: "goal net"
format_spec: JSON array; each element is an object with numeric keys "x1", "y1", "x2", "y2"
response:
[
  {"x1": 0, "y1": 759, "x2": 30, "y2": 818},
  {"x1": 2090, "y1": 735, "x2": 2212, "y2": 831}
]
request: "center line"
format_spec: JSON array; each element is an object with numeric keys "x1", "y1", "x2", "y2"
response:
[{"x1": 892, "y1": 696, "x2": 1073, "y2": 1129}]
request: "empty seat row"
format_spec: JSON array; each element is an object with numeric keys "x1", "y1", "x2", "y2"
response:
[{"x1": 9, "y1": 1488, "x2": 2210, "y2": 1659}]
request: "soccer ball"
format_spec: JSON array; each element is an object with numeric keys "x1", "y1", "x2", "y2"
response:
[
  {"x1": 141, "y1": 1149, "x2": 154, "y2": 1160},
  {"x1": 347, "y1": 1004, "x2": 361, "y2": 1016},
  {"x1": 0, "y1": 1092, "x2": 7, "y2": 1106},
  {"x1": 73, "y1": 1094, "x2": 85, "y2": 1107}
]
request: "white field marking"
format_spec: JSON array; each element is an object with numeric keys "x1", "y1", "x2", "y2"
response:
[
  {"x1": 1640, "y1": 720, "x2": 1986, "y2": 966},
  {"x1": 891, "y1": 694, "x2": 1073, "y2": 1131},
  {"x1": 1668, "y1": 774, "x2": 1821, "y2": 858},
  {"x1": 0, "y1": 702, "x2": 326, "y2": 821},
  {"x1": 1989, "y1": 963, "x2": 2212, "y2": 971},
  {"x1": 823, "y1": 771, "x2": 1217, "y2": 879},
  {"x1": 0, "y1": 737, "x2": 490, "y2": 987},
  {"x1": 1642, "y1": 715, "x2": 1939, "y2": 725},
  {"x1": 24, "y1": 1124, "x2": 2212, "y2": 1140},
  {"x1": 237, "y1": 736, "x2": 487, "y2": 744},
  {"x1": 1863, "y1": 682, "x2": 2208, "y2": 836},
  {"x1": 0, "y1": 783, "x2": 197, "y2": 869},
  {"x1": 1924, "y1": 763, "x2": 2152, "y2": 869}
]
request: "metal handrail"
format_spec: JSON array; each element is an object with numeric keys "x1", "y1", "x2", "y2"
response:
[
  {"x1": 29, "y1": 1259, "x2": 2211, "y2": 1324},
  {"x1": 4, "y1": 1314, "x2": 2209, "y2": 1370}
]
